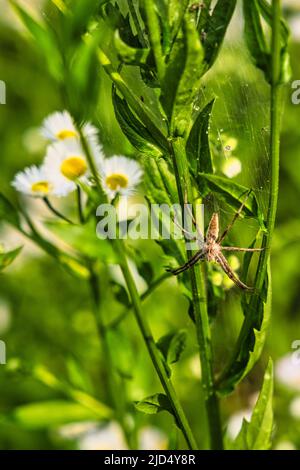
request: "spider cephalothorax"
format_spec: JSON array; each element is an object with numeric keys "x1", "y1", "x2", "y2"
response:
[{"x1": 168, "y1": 196, "x2": 263, "y2": 291}]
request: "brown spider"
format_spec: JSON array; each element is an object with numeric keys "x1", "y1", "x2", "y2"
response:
[{"x1": 168, "y1": 194, "x2": 263, "y2": 291}]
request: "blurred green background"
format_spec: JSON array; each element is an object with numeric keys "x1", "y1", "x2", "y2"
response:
[{"x1": 0, "y1": 0, "x2": 300, "y2": 450}]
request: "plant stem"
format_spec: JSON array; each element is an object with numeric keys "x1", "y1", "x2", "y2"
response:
[
  {"x1": 170, "y1": 137, "x2": 223, "y2": 450},
  {"x1": 113, "y1": 238, "x2": 198, "y2": 450},
  {"x1": 78, "y1": 129, "x2": 197, "y2": 449},
  {"x1": 107, "y1": 272, "x2": 172, "y2": 329},
  {"x1": 217, "y1": 0, "x2": 284, "y2": 384},
  {"x1": 43, "y1": 197, "x2": 74, "y2": 225},
  {"x1": 89, "y1": 263, "x2": 133, "y2": 448},
  {"x1": 76, "y1": 185, "x2": 84, "y2": 224}
]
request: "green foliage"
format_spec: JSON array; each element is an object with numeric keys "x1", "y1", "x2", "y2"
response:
[
  {"x1": 161, "y1": 16, "x2": 205, "y2": 136},
  {"x1": 186, "y1": 99, "x2": 215, "y2": 176},
  {"x1": 228, "y1": 359, "x2": 274, "y2": 450},
  {"x1": 11, "y1": 401, "x2": 101, "y2": 430},
  {"x1": 135, "y1": 393, "x2": 173, "y2": 416},
  {"x1": 157, "y1": 329, "x2": 187, "y2": 366},
  {"x1": 0, "y1": 247, "x2": 22, "y2": 271},
  {"x1": 243, "y1": 0, "x2": 291, "y2": 84},
  {"x1": 202, "y1": 0, "x2": 237, "y2": 70},
  {"x1": 197, "y1": 175, "x2": 264, "y2": 226}
]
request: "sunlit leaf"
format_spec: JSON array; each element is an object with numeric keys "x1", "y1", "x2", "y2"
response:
[
  {"x1": 161, "y1": 16, "x2": 205, "y2": 136},
  {"x1": 186, "y1": 99, "x2": 215, "y2": 177},
  {"x1": 197, "y1": 174, "x2": 265, "y2": 227},
  {"x1": 228, "y1": 359, "x2": 273, "y2": 450},
  {"x1": 113, "y1": 89, "x2": 163, "y2": 157},
  {"x1": 135, "y1": 393, "x2": 173, "y2": 415},
  {"x1": 0, "y1": 246, "x2": 22, "y2": 271},
  {"x1": 11, "y1": 400, "x2": 101, "y2": 430},
  {"x1": 202, "y1": 0, "x2": 237, "y2": 70}
]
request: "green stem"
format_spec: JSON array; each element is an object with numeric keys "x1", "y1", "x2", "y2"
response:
[
  {"x1": 107, "y1": 272, "x2": 172, "y2": 329},
  {"x1": 170, "y1": 137, "x2": 223, "y2": 450},
  {"x1": 89, "y1": 263, "x2": 133, "y2": 448},
  {"x1": 43, "y1": 197, "x2": 74, "y2": 225},
  {"x1": 217, "y1": 0, "x2": 283, "y2": 384},
  {"x1": 76, "y1": 185, "x2": 85, "y2": 224},
  {"x1": 113, "y1": 238, "x2": 198, "y2": 450}
]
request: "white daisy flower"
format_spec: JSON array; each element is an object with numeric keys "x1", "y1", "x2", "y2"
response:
[
  {"x1": 100, "y1": 156, "x2": 143, "y2": 200},
  {"x1": 11, "y1": 165, "x2": 72, "y2": 198},
  {"x1": 43, "y1": 138, "x2": 104, "y2": 193},
  {"x1": 41, "y1": 110, "x2": 98, "y2": 143}
]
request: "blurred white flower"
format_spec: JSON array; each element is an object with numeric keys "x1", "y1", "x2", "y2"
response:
[
  {"x1": 41, "y1": 110, "x2": 98, "y2": 143},
  {"x1": 274, "y1": 440, "x2": 296, "y2": 450},
  {"x1": 139, "y1": 426, "x2": 168, "y2": 450},
  {"x1": 100, "y1": 156, "x2": 143, "y2": 200},
  {"x1": 289, "y1": 15, "x2": 300, "y2": 42},
  {"x1": 289, "y1": 396, "x2": 300, "y2": 419},
  {"x1": 275, "y1": 354, "x2": 300, "y2": 391},
  {"x1": 78, "y1": 422, "x2": 127, "y2": 450},
  {"x1": 0, "y1": 299, "x2": 11, "y2": 335},
  {"x1": 188, "y1": 354, "x2": 202, "y2": 379},
  {"x1": 57, "y1": 421, "x2": 98, "y2": 439},
  {"x1": 226, "y1": 408, "x2": 252, "y2": 440},
  {"x1": 11, "y1": 164, "x2": 72, "y2": 198},
  {"x1": 43, "y1": 139, "x2": 103, "y2": 192},
  {"x1": 222, "y1": 156, "x2": 242, "y2": 178}
]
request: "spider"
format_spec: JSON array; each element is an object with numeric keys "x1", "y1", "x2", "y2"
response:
[{"x1": 167, "y1": 193, "x2": 263, "y2": 291}]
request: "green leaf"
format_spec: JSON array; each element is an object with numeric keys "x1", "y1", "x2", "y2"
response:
[
  {"x1": 218, "y1": 265, "x2": 271, "y2": 395},
  {"x1": 12, "y1": 400, "x2": 101, "y2": 430},
  {"x1": 197, "y1": 174, "x2": 265, "y2": 227},
  {"x1": 135, "y1": 393, "x2": 173, "y2": 416},
  {"x1": 161, "y1": 16, "x2": 205, "y2": 137},
  {"x1": 46, "y1": 219, "x2": 116, "y2": 263},
  {"x1": 186, "y1": 99, "x2": 215, "y2": 177},
  {"x1": 10, "y1": 1, "x2": 62, "y2": 80},
  {"x1": 242, "y1": 0, "x2": 271, "y2": 83},
  {"x1": 228, "y1": 359, "x2": 274, "y2": 450},
  {"x1": 113, "y1": 89, "x2": 164, "y2": 157},
  {"x1": 202, "y1": 0, "x2": 237, "y2": 70},
  {"x1": 0, "y1": 193, "x2": 21, "y2": 228},
  {"x1": 242, "y1": 0, "x2": 291, "y2": 84},
  {"x1": 157, "y1": 330, "x2": 187, "y2": 365},
  {"x1": 114, "y1": 30, "x2": 150, "y2": 66},
  {"x1": 0, "y1": 246, "x2": 22, "y2": 271}
]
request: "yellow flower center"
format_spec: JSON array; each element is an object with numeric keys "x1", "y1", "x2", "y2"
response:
[
  {"x1": 56, "y1": 129, "x2": 77, "y2": 140},
  {"x1": 60, "y1": 156, "x2": 87, "y2": 180},
  {"x1": 31, "y1": 181, "x2": 52, "y2": 194},
  {"x1": 105, "y1": 173, "x2": 128, "y2": 191}
]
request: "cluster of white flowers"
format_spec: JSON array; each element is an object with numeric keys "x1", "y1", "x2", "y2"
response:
[{"x1": 12, "y1": 111, "x2": 143, "y2": 201}]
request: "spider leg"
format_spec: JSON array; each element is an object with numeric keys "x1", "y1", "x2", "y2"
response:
[
  {"x1": 167, "y1": 250, "x2": 205, "y2": 276},
  {"x1": 218, "y1": 190, "x2": 252, "y2": 244},
  {"x1": 215, "y1": 252, "x2": 253, "y2": 291},
  {"x1": 184, "y1": 202, "x2": 205, "y2": 243},
  {"x1": 172, "y1": 213, "x2": 197, "y2": 241},
  {"x1": 221, "y1": 246, "x2": 263, "y2": 253}
]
